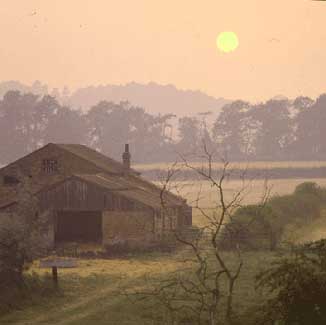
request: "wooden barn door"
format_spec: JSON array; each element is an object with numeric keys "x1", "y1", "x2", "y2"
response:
[{"x1": 55, "y1": 211, "x2": 102, "y2": 243}]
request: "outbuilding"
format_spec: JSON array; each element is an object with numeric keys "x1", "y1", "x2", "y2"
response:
[{"x1": 0, "y1": 143, "x2": 192, "y2": 248}]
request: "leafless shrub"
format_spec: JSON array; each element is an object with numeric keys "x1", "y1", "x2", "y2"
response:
[{"x1": 124, "y1": 143, "x2": 271, "y2": 325}]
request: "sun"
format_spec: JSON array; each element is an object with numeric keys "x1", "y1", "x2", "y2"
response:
[{"x1": 216, "y1": 32, "x2": 239, "y2": 53}]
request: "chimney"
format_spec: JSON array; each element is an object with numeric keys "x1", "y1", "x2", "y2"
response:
[{"x1": 122, "y1": 143, "x2": 131, "y2": 171}]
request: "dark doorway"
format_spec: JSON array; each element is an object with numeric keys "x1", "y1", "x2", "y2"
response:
[{"x1": 55, "y1": 211, "x2": 102, "y2": 243}]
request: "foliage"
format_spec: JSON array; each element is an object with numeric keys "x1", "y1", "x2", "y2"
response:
[
  {"x1": 0, "y1": 175, "x2": 49, "y2": 296},
  {"x1": 220, "y1": 205, "x2": 282, "y2": 251},
  {"x1": 1, "y1": 90, "x2": 326, "y2": 165},
  {"x1": 221, "y1": 182, "x2": 326, "y2": 251},
  {"x1": 256, "y1": 239, "x2": 326, "y2": 325}
]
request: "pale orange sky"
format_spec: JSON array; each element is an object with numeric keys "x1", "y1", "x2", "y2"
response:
[{"x1": 0, "y1": 0, "x2": 325, "y2": 101}]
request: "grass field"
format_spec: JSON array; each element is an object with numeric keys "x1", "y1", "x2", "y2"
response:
[
  {"x1": 0, "y1": 250, "x2": 279, "y2": 325},
  {"x1": 1, "y1": 177, "x2": 326, "y2": 324}
]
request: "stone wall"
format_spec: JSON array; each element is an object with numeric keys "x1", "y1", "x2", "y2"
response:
[{"x1": 102, "y1": 210, "x2": 155, "y2": 247}]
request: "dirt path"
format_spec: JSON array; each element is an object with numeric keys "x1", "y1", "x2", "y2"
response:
[{"x1": 9, "y1": 282, "x2": 118, "y2": 325}]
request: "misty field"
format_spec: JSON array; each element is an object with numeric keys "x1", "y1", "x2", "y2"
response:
[
  {"x1": 163, "y1": 178, "x2": 326, "y2": 228},
  {"x1": 1, "y1": 177, "x2": 326, "y2": 324},
  {"x1": 134, "y1": 160, "x2": 326, "y2": 171}
]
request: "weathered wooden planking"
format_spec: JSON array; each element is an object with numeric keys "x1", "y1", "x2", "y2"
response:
[{"x1": 39, "y1": 258, "x2": 78, "y2": 268}]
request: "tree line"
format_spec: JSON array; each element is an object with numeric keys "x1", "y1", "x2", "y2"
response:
[{"x1": 0, "y1": 90, "x2": 326, "y2": 165}]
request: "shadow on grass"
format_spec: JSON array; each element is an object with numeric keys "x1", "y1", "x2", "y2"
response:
[{"x1": 0, "y1": 272, "x2": 62, "y2": 315}]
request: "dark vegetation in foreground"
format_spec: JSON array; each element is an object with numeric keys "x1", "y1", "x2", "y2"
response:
[
  {"x1": 1, "y1": 89, "x2": 326, "y2": 166},
  {"x1": 256, "y1": 239, "x2": 326, "y2": 325}
]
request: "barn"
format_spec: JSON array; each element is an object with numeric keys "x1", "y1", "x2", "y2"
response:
[{"x1": 0, "y1": 143, "x2": 192, "y2": 248}]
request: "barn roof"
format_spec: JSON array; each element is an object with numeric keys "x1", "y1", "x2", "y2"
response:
[
  {"x1": 73, "y1": 173, "x2": 185, "y2": 209},
  {"x1": 0, "y1": 143, "x2": 187, "y2": 210},
  {"x1": 55, "y1": 144, "x2": 140, "y2": 176},
  {"x1": 0, "y1": 172, "x2": 185, "y2": 210}
]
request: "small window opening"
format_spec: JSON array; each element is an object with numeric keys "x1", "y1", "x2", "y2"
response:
[{"x1": 42, "y1": 159, "x2": 58, "y2": 173}]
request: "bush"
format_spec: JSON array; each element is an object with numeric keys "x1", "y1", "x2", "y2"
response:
[
  {"x1": 0, "y1": 175, "x2": 49, "y2": 304},
  {"x1": 256, "y1": 239, "x2": 326, "y2": 325},
  {"x1": 220, "y1": 182, "x2": 326, "y2": 251},
  {"x1": 0, "y1": 213, "x2": 48, "y2": 288},
  {"x1": 294, "y1": 181, "x2": 322, "y2": 196},
  {"x1": 220, "y1": 205, "x2": 282, "y2": 251}
]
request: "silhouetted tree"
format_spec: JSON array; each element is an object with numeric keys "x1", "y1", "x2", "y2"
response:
[
  {"x1": 177, "y1": 116, "x2": 200, "y2": 156},
  {"x1": 294, "y1": 94, "x2": 326, "y2": 159},
  {"x1": 249, "y1": 99, "x2": 291, "y2": 160},
  {"x1": 0, "y1": 91, "x2": 40, "y2": 162},
  {"x1": 212, "y1": 100, "x2": 251, "y2": 160}
]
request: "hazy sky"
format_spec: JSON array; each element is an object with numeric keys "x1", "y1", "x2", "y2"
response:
[{"x1": 0, "y1": 0, "x2": 325, "y2": 101}]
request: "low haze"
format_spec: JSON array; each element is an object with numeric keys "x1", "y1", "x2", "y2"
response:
[{"x1": 0, "y1": 0, "x2": 325, "y2": 103}]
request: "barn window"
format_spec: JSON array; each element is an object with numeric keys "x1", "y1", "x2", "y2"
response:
[
  {"x1": 3, "y1": 175, "x2": 20, "y2": 185},
  {"x1": 42, "y1": 159, "x2": 58, "y2": 173}
]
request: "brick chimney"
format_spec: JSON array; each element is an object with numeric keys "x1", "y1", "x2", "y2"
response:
[{"x1": 122, "y1": 143, "x2": 131, "y2": 170}]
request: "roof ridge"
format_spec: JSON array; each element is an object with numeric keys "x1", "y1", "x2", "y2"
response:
[
  {"x1": 0, "y1": 143, "x2": 56, "y2": 171},
  {"x1": 55, "y1": 143, "x2": 140, "y2": 175}
]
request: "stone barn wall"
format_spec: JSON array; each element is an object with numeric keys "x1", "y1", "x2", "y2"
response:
[{"x1": 102, "y1": 210, "x2": 155, "y2": 247}]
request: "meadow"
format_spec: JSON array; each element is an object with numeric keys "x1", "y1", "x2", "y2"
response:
[
  {"x1": 1, "y1": 176, "x2": 326, "y2": 324},
  {"x1": 0, "y1": 250, "x2": 278, "y2": 325}
]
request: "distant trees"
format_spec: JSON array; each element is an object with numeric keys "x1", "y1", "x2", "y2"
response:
[
  {"x1": 177, "y1": 116, "x2": 200, "y2": 155},
  {"x1": 0, "y1": 91, "x2": 40, "y2": 162},
  {"x1": 212, "y1": 100, "x2": 251, "y2": 159},
  {"x1": 250, "y1": 99, "x2": 292, "y2": 160},
  {"x1": 86, "y1": 100, "x2": 175, "y2": 162},
  {"x1": 0, "y1": 90, "x2": 326, "y2": 165},
  {"x1": 294, "y1": 94, "x2": 326, "y2": 159},
  {"x1": 41, "y1": 99, "x2": 87, "y2": 145},
  {"x1": 0, "y1": 91, "x2": 87, "y2": 163}
]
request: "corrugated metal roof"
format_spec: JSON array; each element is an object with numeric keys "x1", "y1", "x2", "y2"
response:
[
  {"x1": 73, "y1": 173, "x2": 184, "y2": 209},
  {"x1": 75, "y1": 174, "x2": 133, "y2": 191}
]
